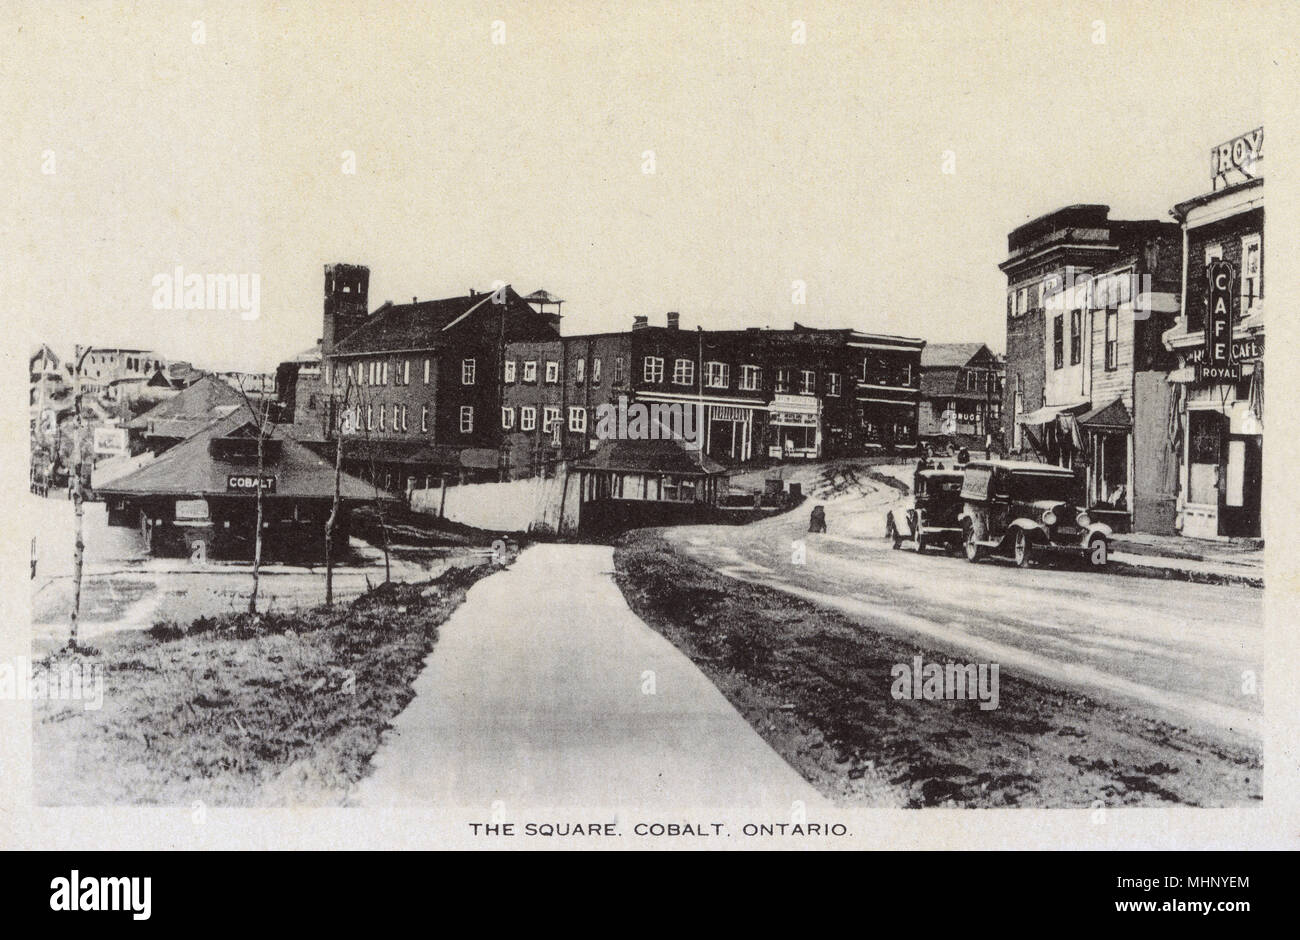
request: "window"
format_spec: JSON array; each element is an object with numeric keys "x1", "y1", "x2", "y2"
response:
[
  {"x1": 424, "y1": 358, "x2": 430, "y2": 384},
  {"x1": 1105, "y1": 309, "x2": 1118, "y2": 371},
  {"x1": 391, "y1": 404, "x2": 399, "y2": 430},
  {"x1": 798, "y1": 370, "x2": 815, "y2": 395},
  {"x1": 569, "y1": 406, "x2": 586, "y2": 433},
  {"x1": 1070, "y1": 310, "x2": 1082, "y2": 365},
  {"x1": 1017, "y1": 287, "x2": 1028, "y2": 316},
  {"x1": 421, "y1": 405, "x2": 429, "y2": 433},
  {"x1": 775, "y1": 367, "x2": 792, "y2": 392},
  {"x1": 662, "y1": 475, "x2": 697, "y2": 503},
  {"x1": 575, "y1": 358, "x2": 586, "y2": 384},
  {"x1": 673, "y1": 358, "x2": 694, "y2": 385},
  {"x1": 504, "y1": 360, "x2": 516, "y2": 383},
  {"x1": 545, "y1": 361, "x2": 559, "y2": 383},
  {"x1": 1053, "y1": 315, "x2": 1064, "y2": 370},
  {"x1": 614, "y1": 357, "x2": 625, "y2": 384},
  {"x1": 401, "y1": 404, "x2": 408, "y2": 431},
  {"x1": 705, "y1": 361, "x2": 730, "y2": 389},
  {"x1": 382, "y1": 361, "x2": 389, "y2": 385},
  {"x1": 543, "y1": 406, "x2": 560, "y2": 432},
  {"x1": 1241, "y1": 233, "x2": 1262, "y2": 308},
  {"x1": 502, "y1": 407, "x2": 515, "y2": 430},
  {"x1": 459, "y1": 406, "x2": 474, "y2": 433},
  {"x1": 740, "y1": 364, "x2": 762, "y2": 391},
  {"x1": 1007, "y1": 293, "x2": 1015, "y2": 319},
  {"x1": 523, "y1": 360, "x2": 537, "y2": 383},
  {"x1": 462, "y1": 358, "x2": 476, "y2": 385},
  {"x1": 402, "y1": 360, "x2": 410, "y2": 385},
  {"x1": 826, "y1": 372, "x2": 841, "y2": 397},
  {"x1": 592, "y1": 358, "x2": 602, "y2": 383},
  {"x1": 644, "y1": 356, "x2": 664, "y2": 383},
  {"x1": 378, "y1": 404, "x2": 385, "y2": 431},
  {"x1": 521, "y1": 406, "x2": 537, "y2": 431}
]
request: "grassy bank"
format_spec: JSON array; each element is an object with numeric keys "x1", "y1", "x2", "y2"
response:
[
  {"x1": 613, "y1": 530, "x2": 1260, "y2": 808},
  {"x1": 33, "y1": 563, "x2": 497, "y2": 806}
]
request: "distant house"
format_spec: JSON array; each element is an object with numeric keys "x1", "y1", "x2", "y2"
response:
[
  {"x1": 128, "y1": 374, "x2": 247, "y2": 453},
  {"x1": 918, "y1": 343, "x2": 1004, "y2": 450}
]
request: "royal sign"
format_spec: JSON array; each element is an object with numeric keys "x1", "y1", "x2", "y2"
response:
[
  {"x1": 1197, "y1": 260, "x2": 1239, "y2": 382},
  {"x1": 226, "y1": 474, "x2": 277, "y2": 493},
  {"x1": 1210, "y1": 127, "x2": 1263, "y2": 191}
]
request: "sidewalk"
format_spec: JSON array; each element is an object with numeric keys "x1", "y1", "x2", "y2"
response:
[
  {"x1": 1110, "y1": 532, "x2": 1263, "y2": 587},
  {"x1": 353, "y1": 543, "x2": 826, "y2": 810}
]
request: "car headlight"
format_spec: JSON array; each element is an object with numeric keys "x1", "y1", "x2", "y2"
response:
[
  {"x1": 1075, "y1": 511, "x2": 1090, "y2": 528},
  {"x1": 1041, "y1": 510, "x2": 1057, "y2": 526}
]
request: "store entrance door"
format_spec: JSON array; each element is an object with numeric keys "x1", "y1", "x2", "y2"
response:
[{"x1": 1220, "y1": 434, "x2": 1262, "y2": 538}]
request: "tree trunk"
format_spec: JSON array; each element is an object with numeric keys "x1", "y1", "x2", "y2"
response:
[
  {"x1": 70, "y1": 418, "x2": 84, "y2": 651},
  {"x1": 325, "y1": 411, "x2": 344, "y2": 606},
  {"x1": 248, "y1": 417, "x2": 264, "y2": 615}
]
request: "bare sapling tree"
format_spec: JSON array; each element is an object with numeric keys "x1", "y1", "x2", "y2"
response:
[
  {"x1": 359, "y1": 386, "x2": 392, "y2": 585},
  {"x1": 325, "y1": 371, "x2": 354, "y2": 606},
  {"x1": 68, "y1": 347, "x2": 90, "y2": 651},
  {"x1": 234, "y1": 378, "x2": 274, "y2": 615}
]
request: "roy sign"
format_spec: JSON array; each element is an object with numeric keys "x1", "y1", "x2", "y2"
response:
[{"x1": 1210, "y1": 127, "x2": 1263, "y2": 191}]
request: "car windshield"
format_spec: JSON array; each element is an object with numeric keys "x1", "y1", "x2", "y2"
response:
[{"x1": 1007, "y1": 472, "x2": 1078, "y2": 503}]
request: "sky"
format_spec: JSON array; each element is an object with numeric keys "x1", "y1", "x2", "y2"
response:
[{"x1": 7, "y1": 0, "x2": 1280, "y2": 372}]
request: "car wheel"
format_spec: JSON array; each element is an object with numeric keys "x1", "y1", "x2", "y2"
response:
[
  {"x1": 963, "y1": 523, "x2": 982, "y2": 563},
  {"x1": 1013, "y1": 529, "x2": 1033, "y2": 568},
  {"x1": 887, "y1": 517, "x2": 902, "y2": 550},
  {"x1": 1087, "y1": 534, "x2": 1109, "y2": 568}
]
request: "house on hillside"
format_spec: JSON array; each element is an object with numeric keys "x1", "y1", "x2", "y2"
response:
[{"x1": 918, "y1": 343, "x2": 1004, "y2": 452}]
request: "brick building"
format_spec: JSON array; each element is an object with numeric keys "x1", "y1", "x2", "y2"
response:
[
  {"x1": 1163, "y1": 128, "x2": 1264, "y2": 539},
  {"x1": 293, "y1": 265, "x2": 564, "y2": 489},
  {"x1": 1000, "y1": 205, "x2": 1182, "y2": 532}
]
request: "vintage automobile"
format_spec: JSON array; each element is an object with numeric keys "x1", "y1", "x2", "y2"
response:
[
  {"x1": 885, "y1": 465, "x2": 965, "y2": 553},
  {"x1": 957, "y1": 460, "x2": 1113, "y2": 569}
]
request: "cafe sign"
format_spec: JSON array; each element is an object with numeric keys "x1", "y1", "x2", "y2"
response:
[
  {"x1": 1197, "y1": 260, "x2": 1240, "y2": 382},
  {"x1": 1210, "y1": 127, "x2": 1263, "y2": 191},
  {"x1": 227, "y1": 474, "x2": 276, "y2": 493}
]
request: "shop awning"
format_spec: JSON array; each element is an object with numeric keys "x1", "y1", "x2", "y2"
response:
[
  {"x1": 1078, "y1": 397, "x2": 1131, "y2": 430},
  {"x1": 1015, "y1": 401, "x2": 1089, "y2": 426}
]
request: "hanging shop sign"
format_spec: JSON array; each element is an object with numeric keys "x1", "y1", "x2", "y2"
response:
[{"x1": 1197, "y1": 260, "x2": 1240, "y2": 382}]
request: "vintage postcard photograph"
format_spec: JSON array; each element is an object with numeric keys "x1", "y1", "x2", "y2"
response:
[{"x1": 5, "y1": 0, "x2": 1297, "y2": 872}]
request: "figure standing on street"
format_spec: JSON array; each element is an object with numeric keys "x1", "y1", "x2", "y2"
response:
[{"x1": 809, "y1": 504, "x2": 827, "y2": 533}]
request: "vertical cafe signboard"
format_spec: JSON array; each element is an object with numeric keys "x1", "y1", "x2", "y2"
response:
[{"x1": 1197, "y1": 260, "x2": 1240, "y2": 382}]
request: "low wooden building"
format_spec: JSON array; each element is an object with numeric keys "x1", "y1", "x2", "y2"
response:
[{"x1": 99, "y1": 409, "x2": 395, "y2": 561}]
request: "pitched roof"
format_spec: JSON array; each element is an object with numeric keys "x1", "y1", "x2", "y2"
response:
[
  {"x1": 921, "y1": 342, "x2": 988, "y2": 368},
  {"x1": 99, "y1": 411, "x2": 393, "y2": 500},
  {"x1": 1078, "y1": 397, "x2": 1132, "y2": 429},
  {"x1": 574, "y1": 438, "x2": 728, "y2": 476},
  {"x1": 128, "y1": 374, "x2": 246, "y2": 435},
  {"x1": 332, "y1": 285, "x2": 557, "y2": 355}
]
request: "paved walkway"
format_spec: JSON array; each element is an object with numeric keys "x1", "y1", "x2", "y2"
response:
[{"x1": 353, "y1": 544, "x2": 825, "y2": 810}]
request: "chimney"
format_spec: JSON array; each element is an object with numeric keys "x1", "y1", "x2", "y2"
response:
[
  {"x1": 632, "y1": 315, "x2": 649, "y2": 331},
  {"x1": 666, "y1": 311, "x2": 680, "y2": 330}
]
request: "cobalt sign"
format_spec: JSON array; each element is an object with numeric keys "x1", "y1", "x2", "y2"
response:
[
  {"x1": 227, "y1": 474, "x2": 277, "y2": 493},
  {"x1": 1198, "y1": 260, "x2": 1240, "y2": 382}
]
